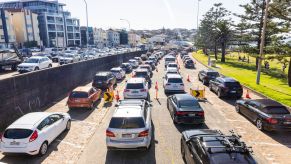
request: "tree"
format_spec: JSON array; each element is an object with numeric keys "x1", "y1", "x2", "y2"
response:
[{"x1": 216, "y1": 20, "x2": 232, "y2": 62}]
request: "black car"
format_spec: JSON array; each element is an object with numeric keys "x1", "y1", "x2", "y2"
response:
[
  {"x1": 145, "y1": 60, "x2": 155, "y2": 70},
  {"x1": 121, "y1": 63, "x2": 132, "y2": 73},
  {"x1": 184, "y1": 59, "x2": 195, "y2": 68},
  {"x1": 181, "y1": 129, "x2": 257, "y2": 164},
  {"x1": 167, "y1": 94, "x2": 205, "y2": 124},
  {"x1": 92, "y1": 72, "x2": 117, "y2": 90},
  {"x1": 235, "y1": 99, "x2": 291, "y2": 131},
  {"x1": 209, "y1": 77, "x2": 243, "y2": 98},
  {"x1": 198, "y1": 69, "x2": 220, "y2": 85}
]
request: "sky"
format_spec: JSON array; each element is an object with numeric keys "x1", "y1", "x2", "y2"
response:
[{"x1": 1, "y1": 0, "x2": 250, "y2": 30}]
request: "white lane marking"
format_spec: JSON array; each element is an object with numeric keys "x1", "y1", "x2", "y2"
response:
[{"x1": 55, "y1": 140, "x2": 84, "y2": 149}]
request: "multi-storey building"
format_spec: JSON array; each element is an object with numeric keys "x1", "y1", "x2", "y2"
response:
[
  {"x1": 80, "y1": 26, "x2": 94, "y2": 46},
  {"x1": 8, "y1": 9, "x2": 40, "y2": 47},
  {"x1": 0, "y1": 0, "x2": 81, "y2": 47},
  {"x1": 0, "y1": 9, "x2": 16, "y2": 47},
  {"x1": 128, "y1": 33, "x2": 141, "y2": 47},
  {"x1": 107, "y1": 29, "x2": 120, "y2": 47},
  {"x1": 93, "y1": 28, "x2": 107, "y2": 48},
  {"x1": 119, "y1": 30, "x2": 128, "y2": 45}
]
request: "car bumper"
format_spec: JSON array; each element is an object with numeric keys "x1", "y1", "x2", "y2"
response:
[
  {"x1": 0, "y1": 143, "x2": 39, "y2": 155},
  {"x1": 222, "y1": 91, "x2": 243, "y2": 97},
  {"x1": 123, "y1": 94, "x2": 148, "y2": 99},
  {"x1": 18, "y1": 69, "x2": 33, "y2": 73},
  {"x1": 164, "y1": 89, "x2": 185, "y2": 94},
  {"x1": 68, "y1": 103, "x2": 91, "y2": 108},
  {"x1": 106, "y1": 137, "x2": 150, "y2": 150},
  {"x1": 264, "y1": 124, "x2": 291, "y2": 131},
  {"x1": 175, "y1": 117, "x2": 205, "y2": 124}
]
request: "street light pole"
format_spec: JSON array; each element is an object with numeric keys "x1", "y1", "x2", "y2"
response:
[
  {"x1": 120, "y1": 18, "x2": 130, "y2": 31},
  {"x1": 83, "y1": 0, "x2": 89, "y2": 49},
  {"x1": 256, "y1": 0, "x2": 270, "y2": 85},
  {"x1": 196, "y1": 0, "x2": 201, "y2": 30}
]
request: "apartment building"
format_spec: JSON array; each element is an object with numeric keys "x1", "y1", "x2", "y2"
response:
[
  {"x1": 80, "y1": 26, "x2": 94, "y2": 46},
  {"x1": 107, "y1": 29, "x2": 120, "y2": 47},
  {"x1": 128, "y1": 33, "x2": 141, "y2": 47},
  {"x1": 93, "y1": 28, "x2": 107, "y2": 48},
  {"x1": 0, "y1": 9, "x2": 16, "y2": 47}
]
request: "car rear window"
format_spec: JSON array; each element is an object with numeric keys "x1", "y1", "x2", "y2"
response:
[
  {"x1": 111, "y1": 70, "x2": 120, "y2": 73},
  {"x1": 4, "y1": 129, "x2": 33, "y2": 139},
  {"x1": 224, "y1": 82, "x2": 241, "y2": 87},
  {"x1": 186, "y1": 60, "x2": 193, "y2": 63},
  {"x1": 168, "y1": 78, "x2": 183, "y2": 83},
  {"x1": 135, "y1": 72, "x2": 147, "y2": 77},
  {"x1": 109, "y1": 117, "x2": 145, "y2": 129},
  {"x1": 70, "y1": 92, "x2": 88, "y2": 98},
  {"x1": 165, "y1": 58, "x2": 175, "y2": 62},
  {"x1": 264, "y1": 106, "x2": 290, "y2": 114},
  {"x1": 126, "y1": 83, "x2": 144, "y2": 89},
  {"x1": 94, "y1": 75, "x2": 107, "y2": 81},
  {"x1": 168, "y1": 64, "x2": 177, "y2": 67},
  {"x1": 207, "y1": 72, "x2": 219, "y2": 76},
  {"x1": 179, "y1": 100, "x2": 201, "y2": 109}
]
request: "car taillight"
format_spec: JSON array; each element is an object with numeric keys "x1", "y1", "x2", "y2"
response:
[
  {"x1": 138, "y1": 130, "x2": 149, "y2": 137},
  {"x1": 106, "y1": 130, "x2": 115, "y2": 137},
  {"x1": 175, "y1": 111, "x2": 187, "y2": 116},
  {"x1": 124, "y1": 89, "x2": 130, "y2": 92},
  {"x1": 266, "y1": 118, "x2": 278, "y2": 124},
  {"x1": 140, "y1": 89, "x2": 147, "y2": 92},
  {"x1": 29, "y1": 130, "x2": 38, "y2": 142},
  {"x1": 198, "y1": 111, "x2": 204, "y2": 117}
]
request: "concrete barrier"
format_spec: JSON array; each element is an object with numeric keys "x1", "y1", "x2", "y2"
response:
[{"x1": 0, "y1": 51, "x2": 145, "y2": 130}]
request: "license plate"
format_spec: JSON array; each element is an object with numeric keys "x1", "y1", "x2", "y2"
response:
[
  {"x1": 122, "y1": 134, "x2": 133, "y2": 138},
  {"x1": 132, "y1": 91, "x2": 138, "y2": 93},
  {"x1": 188, "y1": 114, "x2": 196, "y2": 117},
  {"x1": 231, "y1": 91, "x2": 236, "y2": 93},
  {"x1": 10, "y1": 142, "x2": 20, "y2": 145}
]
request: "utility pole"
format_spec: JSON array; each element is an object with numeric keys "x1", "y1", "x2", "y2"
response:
[
  {"x1": 256, "y1": 0, "x2": 269, "y2": 85},
  {"x1": 83, "y1": 0, "x2": 89, "y2": 49},
  {"x1": 196, "y1": 0, "x2": 201, "y2": 30}
]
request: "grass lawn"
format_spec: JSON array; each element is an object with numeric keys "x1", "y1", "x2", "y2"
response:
[{"x1": 192, "y1": 52, "x2": 291, "y2": 107}]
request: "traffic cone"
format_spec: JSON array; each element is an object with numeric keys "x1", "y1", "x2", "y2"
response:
[
  {"x1": 155, "y1": 82, "x2": 158, "y2": 90},
  {"x1": 115, "y1": 90, "x2": 120, "y2": 101},
  {"x1": 245, "y1": 89, "x2": 251, "y2": 99},
  {"x1": 187, "y1": 74, "x2": 191, "y2": 82}
]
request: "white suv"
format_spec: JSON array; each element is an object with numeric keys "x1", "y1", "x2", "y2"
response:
[
  {"x1": 0, "y1": 112, "x2": 71, "y2": 156},
  {"x1": 106, "y1": 99, "x2": 152, "y2": 150},
  {"x1": 163, "y1": 74, "x2": 185, "y2": 94},
  {"x1": 110, "y1": 67, "x2": 125, "y2": 80},
  {"x1": 123, "y1": 78, "x2": 150, "y2": 100},
  {"x1": 17, "y1": 56, "x2": 52, "y2": 73}
]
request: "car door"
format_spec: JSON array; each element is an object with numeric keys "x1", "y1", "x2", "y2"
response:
[
  {"x1": 214, "y1": 79, "x2": 222, "y2": 93},
  {"x1": 38, "y1": 58, "x2": 45, "y2": 69},
  {"x1": 48, "y1": 114, "x2": 64, "y2": 140},
  {"x1": 239, "y1": 101, "x2": 250, "y2": 116},
  {"x1": 247, "y1": 101, "x2": 261, "y2": 122},
  {"x1": 37, "y1": 117, "x2": 55, "y2": 143}
]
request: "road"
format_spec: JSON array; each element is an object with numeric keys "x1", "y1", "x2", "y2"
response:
[{"x1": 0, "y1": 53, "x2": 291, "y2": 164}]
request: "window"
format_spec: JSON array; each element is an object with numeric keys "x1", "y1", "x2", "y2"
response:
[
  {"x1": 69, "y1": 92, "x2": 89, "y2": 98},
  {"x1": 109, "y1": 117, "x2": 145, "y2": 129},
  {"x1": 4, "y1": 129, "x2": 33, "y2": 139},
  {"x1": 168, "y1": 78, "x2": 183, "y2": 83},
  {"x1": 126, "y1": 83, "x2": 144, "y2": 89},
  {"x1": 1, "y1": 35, "x2": 5, "y2": 40},
  {"x1": 37, "y1": 117, "x2": 51, "y2": 130},
  {"x1": 49, "y1": 114, "x2": 63, "y2": 123}
]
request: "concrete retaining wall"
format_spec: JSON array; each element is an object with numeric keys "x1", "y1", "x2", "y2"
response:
[{"x1": 0, "y1": 51, "x2": 145, "y2": 130}]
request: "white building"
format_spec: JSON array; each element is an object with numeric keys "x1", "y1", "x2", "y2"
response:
[
  {"x1": 148, "y1": 34, "x2": 166, "y2": 44},
  {"x1": 93, "y1": 28, "x2": 107, "y2": 48},
  {"x1": 128, "y1": 33, "x2": 141, "y2": 47},
  {"x1": 107, "y1": 29, "x2": 120, "y2": 47}
]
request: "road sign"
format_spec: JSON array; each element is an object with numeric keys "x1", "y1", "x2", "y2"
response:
[
  {"x1": 190, "y1": 88, "x2": 205, "y2": 99},
  {"x1": 104, "y1": 91, "x2": 114, "y2": 102}
]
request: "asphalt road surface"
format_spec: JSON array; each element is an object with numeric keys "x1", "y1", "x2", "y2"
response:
[{"x1": 0, "y1": 53, "x2": 291, "y2": 164}]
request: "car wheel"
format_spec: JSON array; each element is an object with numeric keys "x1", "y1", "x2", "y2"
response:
[
  {"x1": 256, "y1": 119, "x2": 264, "y2": 131},
  {"x1": 65, "y1": 120, "x2": 71, "y2": 131},
  {"x1": 202, "y1": 79, "x2": 206, "y2": 85},
  {"x1": 39, "y1": 142, "x2": 48, "y2": 156},
  {"x1": 235, "y1": 105, "x2": 240, "y2": 113},
  {"x1": 181, "y1": 140, "x2": 186, "y2": 161},
  {"x1": 34, "y1": 67, "x2": 39, "y2": 71},
  {"x1": 217, "y1": 90, "x2": 222, "y2": 98},
  {"x1": 198, "y1": 75, "x2": 201, "y2": 81},
  {"x1": 209, "y1": 85, "x2": 213, "y2": 92},
  {"x1": 173, "y1": 116, "x2": 178, "y2": 124},
  {"x1": 147, "y1": 94, "x2": 151, "y2": 101},
  {"x1": 48, "y1": 64, "x2": 52, "y2": 68}
]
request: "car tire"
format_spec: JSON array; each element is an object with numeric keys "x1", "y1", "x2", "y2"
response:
[
  {"x1": 217, "y1": 90, "x2": 222, "y2": 98},
  {"x1": 256, "y1": 119, "x2": 264, "y2": 131},
  {"x1": 198, "y1": 75, "x2": 201, "y2": 81},
  {"x1": 173, "y1": 116, "x2": 178, "y2": 124},
  {"x1": 34, "y1": 67, "x2": 39, "y2": 71},
  {"x1": 65, "y1": 120, "x2": 71, "y2": 131},
  {"x1": 48, "y1": 64, "x2": 52, "y2": 68},
  {"x1": 147, "y1": 94, "x2": 151, "y2": 101},
  {"x1": 39, "y1": 142, "x2": 48, "y2": 156},
  {"x1": 209, "y1": 85, "x2": 213, "y2": 92},
  {"x1": 202, "y1": 79, "x2": 206, "y2": 85},
  {"x1": 235, "y1": 105, "x2": 240, "y2": 113},
  {"x1": 181, "y1": 140, "x2": 186, "y2": 161}
]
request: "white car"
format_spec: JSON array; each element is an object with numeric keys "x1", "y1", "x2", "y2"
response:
[
  {"x1": 128, "y1": 59, "x2": 139, "y2": 68},
  {"x1": 163, "y1": 74, "x2": 185, "y2": 94},
  {"x1": 166, "y1": 67, "x2": 179, "y2": 74},
  {"x1": 17, "y1": 56, "x2": 52, "y2": 73},
  {"x1": 110, "y1": 67, "x2": 125, "y2": 80},
  {"x1": 167, "y1": 62, "x2": 178, "y2": 69},
  {"x1": 59, "y1": 53, "x2": 79, "y2": 65},
  {"x1": 123, "y1": 78, "x2": 149, "y2": 100},
  {"x1": 164, "y1": 55, "x2": 176, "y2": 68},
  {"x1": 0, "y1": 112, "x2": 71, "y2": 156}
]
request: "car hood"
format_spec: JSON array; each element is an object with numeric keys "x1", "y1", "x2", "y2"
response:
[{"x1": 18, "y1": 63, "x2": 38, "y2": 67}]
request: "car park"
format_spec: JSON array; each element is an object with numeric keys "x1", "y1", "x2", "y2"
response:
[
  {"x1": 138, "y1": 64, "x2": 153, "y2": 77},
  {"x1": 198, "y1": 69, "x2": 220, "y2": 85},
  {"x1": 121, "y1": 63, "x2": 133, "y2": 73},
  {"x1": 164, "y1": 55, "x2": 176, "y2": 68},
  {"x1": 167, "y1": 94, "x2": 204, "y2": 124},
  {"x1": 163, "y1": 74, "x2": 184, "y2": 94},
  {"x1": 106, "y1": 99, "x2": 152, "y2": 150},
  {"x1": 128, "y1": 59, "x2": 139, "y2": 68},
  {"x1": 17, "y1": 56, "x2": 52, "y2": 73},
  {"x1": 0, "y1": 112, "x2": 71, "y2": 156},
  {"x1": 235, "y1": 99, "x2": 291, "y2": 131},
  {"x1": 123, "y1": 78, "x2": 150, "y2": 100},
  {"x1": 184, "y1": 59, "x2": 195, "y2": 68},
  {"x1": 92, "y1": 72, "x2": 117, "y2": 90},
  {"x1": 59, "y1": 53, "x2": 79, "y2": 65},
  {"x1": 209, "y1": 77, "x2": 243, "y2": 98},
  {"x1": 67, "y1": 86, "x2": 102, "y2": 110},
  {"x1": 110, "y1": 67, "x2": 126, "y2": 80},
  {"x1": 181, "y1": 129, "x2": 257, "y2": 164}
]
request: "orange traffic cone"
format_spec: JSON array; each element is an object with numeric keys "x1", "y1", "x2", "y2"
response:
[
  {"x1": 115, "y1": 90, "x2": 120, "y2": 101},
  {"x1": 155, "y1": 82, "x2": 159, "y2": 99},
  {"x1": 245, "y1": 89, "x2": 251, "y2": 99},
  {"x1": 187, "y1": 74, "x2": 191, "y2": 82}
]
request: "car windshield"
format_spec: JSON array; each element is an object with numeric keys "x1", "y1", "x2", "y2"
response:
[
  {"x1": 179, "y1": 100, "x2": 201, "y2": 109},
  {"x1": 109, "y1": 117, "x2": 145, "y2": 129},
  {"x1": 224, "y1": 82, "x2": 240, "y2": 87},
  {"x1": 186, "y1": 60, "x2": 193, "y2": 63},
  {"x1": 94, "y1": 75, "x2": 107, "y2": 81},
  {"x1": 126, "y1": 83, "x2": 144, "y2": 89},
  {"x1": 168, "y1": 64, "x2": 177, "y2": 67},
  {"x1": 4, "y1": 129, "x2": 33, "y2": 139},
  {"x1": 111, "y1": 70, "x2": 120, "y2": 73},
  {"x1": 207, "y1": 72, "x2": 219, "y2": 76},
  {"x1": 70, "y1": 92, "x2": 88, "y2": 98},
  {"x1": 168, "y1": 78, "x2": 183, "y2": 83},
  {"x1": 265, "y1": 106, "x2": 290, "y2": 114},
  {"x1": 24, "y1": 58, "x2": 39, "y2": 63}
]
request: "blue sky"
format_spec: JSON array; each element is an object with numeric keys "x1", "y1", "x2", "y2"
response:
[{"x1": 1, "y1": 0, "x2": 249, "y2": 30}]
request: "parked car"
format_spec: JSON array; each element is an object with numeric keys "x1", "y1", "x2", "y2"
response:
[
  {"x1": 17, "y1": 56, "x2": 52, "y2": 73},
  {"x1": 106, "y1": 99, "x2": 152, "y2": 150},
  {"x1": 0, "y1": 112, "x2": 71, "y2": 156},
  {"x1": 121, "y1": 63, "x2": 133, "y2": 73},
  {"x1": 164, "y1": 55, "x2": 176, "y2": 68},
  {"x1": 20, "y1": 48, "x2": 32, "y2": 58},
  {"x1": 181, "y1": 129, "x2": 257, "y2": 164},
  {"x1": 35, "y1": 53, "x2": 52, "y2": 60},
  {"x1": 59, "y1": 53, "x2": 79, "y2": 65},
  {"x1": 235, "y1": 99, "x2": 291, "y2": 131},
  {"x1": 110, "y1": 67, "x2": 126, "y2": 80},
  {"x1": 128, "y1": 59, "x2": 139, "y2": 68},
  {"x1": 184, "y1": 59, "x2": 195, "y2": 68},
  {"x1": 92, "y1": 72, "x2": 117, "y2": 90},
  {"x1": 138, "y1": 64, "x2": 153, "y2": 77},
  {"x1": 209, "y1": 77, "x2": 243, "y2": 98},
  {"x1": 198, "y1": 69, "x2": 220, "y2": 85},
  {"x1": 167, "y1": 94, "x2": 204, "y2": 124},
  {"x1": 163, "y1": 74, "x2": 184, "y2": 94},
  {"x1": 123, "y1": 78, "x2": 150, "y2": 100},
  {"x1": 148, "y1": 56, "x2": 157, "y2": 65},
  {"x1": 141, "y1": 54, "x2": 148, "y2": 61},
  {"x1": 133, "y1": 68, "x2": 151, "y2": 86},
  {"x1": 67, "y1": 86, "x2": 102, "y2": 110}
]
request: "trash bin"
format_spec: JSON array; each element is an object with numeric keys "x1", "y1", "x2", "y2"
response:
[{"x1": 210, "y1": 60, "x2": 216, "y2": 67}]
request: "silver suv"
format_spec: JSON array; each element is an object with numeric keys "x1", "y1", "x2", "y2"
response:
[
  {"x1": 106, "y1": 99, "x2": 152, "y2": 150},
  {"x1": 123, "y1": 78, "x2": 150, "y2": 100}
]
